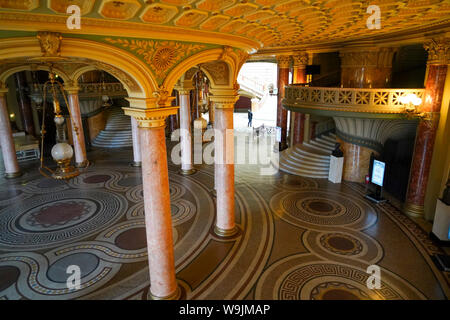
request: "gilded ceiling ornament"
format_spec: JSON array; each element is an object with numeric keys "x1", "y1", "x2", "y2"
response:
[
  {"x1": 153, "y1": 85, "x2": 171, "y2": 107},
  {"x1": 104, "y1": 38, "x2": 206, "y2": 81},
  {"x1": 201, "y1": 61, "x2": 229, "y2": 85},
  {"x1": 220, "y1": 46, "x2": 233, "y2": 61},
  {"x1": 424, "y1": 38, "x2": 450, "y2": 65},
  {"x1": 37, "y1": 32, "x2": 63, "y2": 57}
]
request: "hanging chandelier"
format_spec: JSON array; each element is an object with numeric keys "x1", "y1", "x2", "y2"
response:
[{"x1": 39, "y1": 70, "x2": 80, "y2": 180}]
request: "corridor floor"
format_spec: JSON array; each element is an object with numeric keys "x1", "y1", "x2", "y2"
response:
[{"x1": 0, "y1": 145, "x2": 448, "y2": 300}]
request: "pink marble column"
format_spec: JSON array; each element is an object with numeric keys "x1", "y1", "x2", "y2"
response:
[
  {"x1": 139, "y1": 122, "x2": 180, "y2": 299},
  {"x1": 67, "y1": 89, "x2": 87, "y2": 167},
  {"x1": 131, "y1": 117, "x2": 141, "y2": 167},
  {"x1": 213, "y1": 101, "x2": 237, "y2": 237},
  {"x1": 0, "y1": 90, "x2": 20, "y2": 178},
  {"x1": 179, "y1": 90, "x2": 195, "y2": 174}
]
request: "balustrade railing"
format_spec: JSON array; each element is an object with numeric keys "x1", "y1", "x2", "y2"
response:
[{"x1": 284, "y1": 86, "x2": 425, "y2": 114}]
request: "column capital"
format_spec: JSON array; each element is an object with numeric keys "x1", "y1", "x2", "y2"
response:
[
  {"x1": 292, "y1": 51, "x2": 309, "y2": 68},
  {"x1": 174, "y1": 80, "x2": 194, "y2": 95},
  {"x1": 424, "y1": 38, "x2": 450, "y2": 65},
  {"x1": 209, "y1": 88, "x2": 239, "y2": 109},
  {"x1": 277, "y1": 55, "x2": 291, "y2": 69},
  {"x1": 64, "y1": 85, "x2": 80, "y2": 95},
  {"x1": 123, "y1": 106, "x2": 179, "y2": 128}
]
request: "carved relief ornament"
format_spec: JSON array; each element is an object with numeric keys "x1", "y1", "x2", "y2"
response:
[
  {"x1": 37, "y1": 32, "x2": 62, "y2": 57},
  {"x1": 424, "y1": 38, "x2": 450, "y2": 65}
]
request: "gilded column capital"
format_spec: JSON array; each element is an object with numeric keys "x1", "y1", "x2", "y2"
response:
[
  {"x1": 277, "y1": 55, "x2": 291, "y2": 69},
  {"x1": 209, "y1": 95, "x2": 239, "y2": 109},
  {"x1": 123, "y1": 106, "x2": 179, "y2": 129},
  {"x1": 424, "y1": 38, "x2": 450, "y2": 65},
  {"x1": 174, "y1": 79, "x2": 194, "y2": 95},
  {"x1": 292, "y1": 52, "x2": 309, "y2": 68},
  {"x1": 64, "y1": 85, "x2": 80, "y2": 95},
  {"x1": 176, "y1": 88, "x2": 193, "y2": 95}
]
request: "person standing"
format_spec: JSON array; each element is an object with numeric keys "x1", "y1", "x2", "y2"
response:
[{"x1": 247, "y1": 109, "x2": 253, "y2": 127}]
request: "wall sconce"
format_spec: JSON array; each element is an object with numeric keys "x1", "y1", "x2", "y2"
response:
[{"x1": 399, "y1": 93, "x2": 434, "y2": 122}]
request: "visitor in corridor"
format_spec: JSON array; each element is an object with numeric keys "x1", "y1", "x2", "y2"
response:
[{"x1": 248, "y1": 110, "x2": 253, "y2": 127}]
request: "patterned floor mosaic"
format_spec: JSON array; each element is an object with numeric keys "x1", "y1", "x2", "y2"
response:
[{"x1": 0, "y1": 146, "x2": 448, "y2": 300}]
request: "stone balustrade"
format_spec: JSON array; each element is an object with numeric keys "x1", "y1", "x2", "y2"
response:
[{"x1": 284, "y1": 86, "x2": 425, "y2": 116}]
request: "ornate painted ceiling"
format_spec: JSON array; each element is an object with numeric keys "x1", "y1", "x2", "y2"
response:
[{"x1": 0, "y1": 0, "x2": 449, "y2": 52}]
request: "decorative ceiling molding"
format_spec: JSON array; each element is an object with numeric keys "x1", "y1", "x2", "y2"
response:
[{"x1": 0, "y1": 1, "x2": 449, "y2": 52}]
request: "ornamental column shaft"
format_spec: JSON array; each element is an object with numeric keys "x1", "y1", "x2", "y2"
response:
[
  {"x1": 123, "y1": 100, "x2": 180, "y2": 300},
  {"x1": 211, "y1": 92, "x2": 238, "y2": 237},
  {"x1": 66, "y1": 87, "x2": 87, "y2": 167},
  {"x1": 131, "y1": 117, "x2": 141, "y2": 166},
  {"x1": 292, "y1": 52, "x2": 308, "y2": 145},
  {"x1": 178, "y1": 88, "x2": 195, "y2": 174},
  {"x1": 404, "y1": 38, "x2": 449, "y2": 217},
  {"x1": 0, "y1": 88, "x2": 20, "y2": 178},
  {"x1": 277, "y1": 56, "x2": 290, "y2": 150}
]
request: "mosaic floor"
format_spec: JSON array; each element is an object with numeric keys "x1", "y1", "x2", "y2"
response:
[{"x1": 0, "y1": 144, "x2": 448, "y2": 300}]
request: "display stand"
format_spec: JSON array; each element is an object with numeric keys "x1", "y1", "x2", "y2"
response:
[
  {"x1": 328, "y1": 155, "x2": 343, "y2": 184},
  {"x1": 432, "y1": 199, "x2": 450, "y2": 241}
]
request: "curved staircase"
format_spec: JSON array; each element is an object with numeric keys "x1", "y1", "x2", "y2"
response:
[
  {"x1": 91, "y1": 107, "x2": 133, "y2": 148},
  {"x1": 279, "y1": 132, "x2": 336, "y2": 178}
]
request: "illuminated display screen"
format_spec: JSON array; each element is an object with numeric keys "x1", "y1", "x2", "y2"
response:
[{"x1": 371, "y1": 160, "x2": 386, "y2": 187}]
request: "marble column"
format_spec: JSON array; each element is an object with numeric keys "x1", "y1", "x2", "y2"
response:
[
  {"x1": 131, "y1": 117, "x2": 141, "y2": 167},
  {"x1": 14, "y1": 72, "x2": 35, "y2": 136},
  {"x1": 292, "y1": 52, "x2": 308, "y2": 145},
  {"x1": 178, "y1": 88, "x2": 195, "y2": 175},
  {"x1": 211, "y1": 93, "x2": 238, "y2": 237},
  {"x1": 404, "y1": 38, "x2": 449, "y2": 218},
  {"x1": 66, "y1": 86, "x2": 88, "y2": 168},
  {"x1": 277, "y1": 55, "x2": 291, "y2": 150},
  {"x1": 0, "y1": 88, "x2": 21, "y2": 178},
  {"x1": 123, "y1": 103, "x2": 180, "y2": 300}
]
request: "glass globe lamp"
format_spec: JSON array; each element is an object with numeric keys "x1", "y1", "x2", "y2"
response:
[{"x1": 50, "y1": 142, "x2": 79, "y2": 180}]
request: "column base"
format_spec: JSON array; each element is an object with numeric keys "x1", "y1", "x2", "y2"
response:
[
  {"x1": 148, "y1": 285, "x2": 181, "y2": 300},
  {"x1": 131, "y1": 161, "x2": 142, "y2": 167},
  {"x1": 179, "y1": 168, "x2": 196, "y2": 176},
  {"x1": 214, "y1": 225, "x2": 238, "y2": 238},
  {"x1": 403, "y1": 202, "x2": 424, "y2": 218},
  {"x1": 4, "y1": 171, "x2": 22, "y2": 179},
  {"x1": 75, "y1": 161, "x2": 88, "y2": 168}
]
